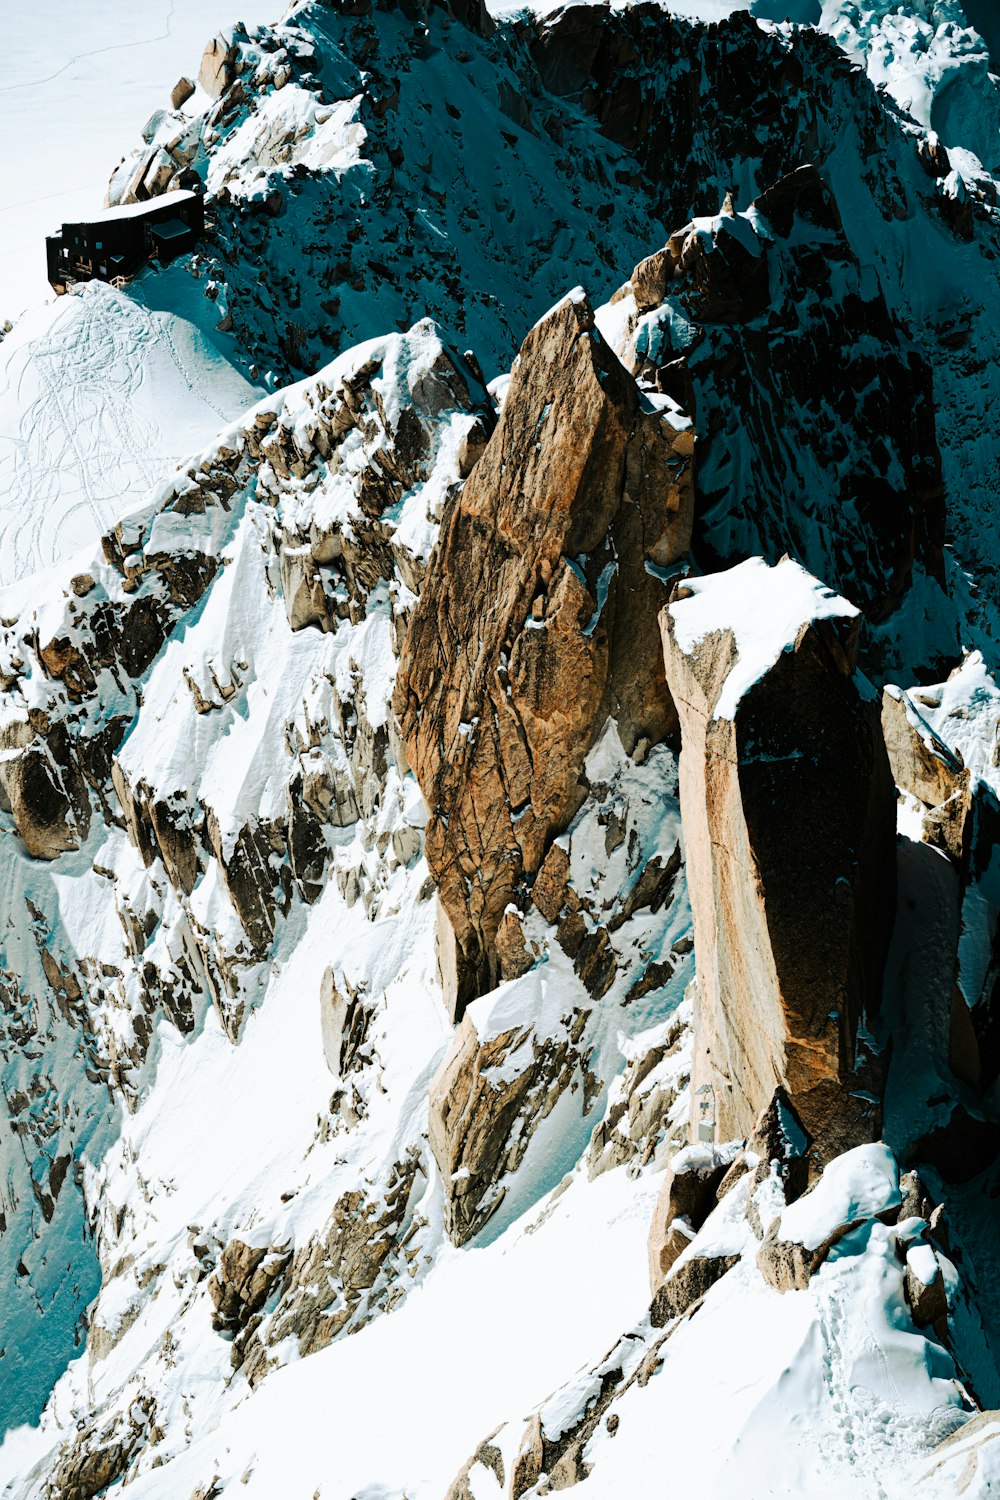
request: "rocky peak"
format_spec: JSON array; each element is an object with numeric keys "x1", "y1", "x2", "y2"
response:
[
  {"x1": 395, "y1": 289, "x2": 694, "y2": 1018},
  {"x1": 601, "y1": 164, "x2": 945, "y2": 624}
]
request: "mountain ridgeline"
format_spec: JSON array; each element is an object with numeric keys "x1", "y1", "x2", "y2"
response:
[{"x1": 0, "y1": 0, "x2": 999, "y2": 1496}]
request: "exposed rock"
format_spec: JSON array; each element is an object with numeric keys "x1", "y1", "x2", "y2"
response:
[
  {"x1": 142, "y1": 147, "x2": 177, "y2": 200},
  {"x1": 199, "y1": 34, "x2": 239, "y2": 101},
  {"x1": 740, "y1": 1087, "x2": 811, "y2": 1240},
  {"x1": 898, "y1": 1168, "x2": 937, "y2": 1225},
  {"x1": 279, "y1": 543, "x2": 332, "y2": 632},
  {"x1": 396, "y1": 291, "x2": 694, "y2": 1018},
  {"x1": 510, "y1": 1414, "x2": 545, "y2": 1500},
  {"x1": 45, "y1": 1393, "x2": 156, "y2": 1500},
  {"x1": 588, "y1": 1007, "x2": 690, "y2": 1179},
  {"x1": 648, "y1": 1142, "x2": 738, "y2": 1292},
  {"x1": 904, "y1": 1244, "x2": 949, "y2": 1340},
  {"x1": 0, "y1": 721, "x2": 90, "y2": 859},
  {"x1": 319, "y1": 968, "x2": 374, "y2": 1078},
  {"x1": 528, "y1": 841, "x2": 618, "y2": 1000},
  {"x1": 882, "y1": 679, "x2": 1000, "y2": 1092},
  {"x1": 882, "y1": 686, "x2": 972, "y2": 863},
  {"x1": 649, "y1": 1250, "x2": 740, "y2": 1326},
  {"x1": 444, "y1": 1429, "x2": 505, "y2": 1500},
  {"x1": 661, "y1": 557, "x2": 896, "y2": 1157},
  {"x1": 245, "y1": 1151, "x2": 425, "y2": 1381},
  {"x1": 453, "y1": 1296, "x2": 710, "y2": 1500},
  {"x1": 171, "y1": 76, "x2": 196, "y2": 111},
  {"x1": 208, "y1": 1239, "x2": 291, "y2": 1342},
  {"x1": 427, "y1": 969, "x2": 589, "y2": 1245}
]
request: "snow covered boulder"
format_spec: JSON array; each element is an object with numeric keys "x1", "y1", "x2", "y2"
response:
[
  {"x1": 661, "y1": 557, "x2": 896, "y2": 1160},
  {"x1": 647, "y1": 1141, "x2": 740, "y2": 1293},
  {"x1": 395, "y1": 289, "x2": 694, "y2": 1019},
  {"x1": 903, "y1": 1240, "x2": 950, "y2": 1341},
  {"x1": 756, "y1": 1142, "x2": 901, "y2": 1293}
]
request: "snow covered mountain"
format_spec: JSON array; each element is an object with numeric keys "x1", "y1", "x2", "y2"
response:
[{"x1": 0, "y1": 0, "x2": 999, "y2": 1496}]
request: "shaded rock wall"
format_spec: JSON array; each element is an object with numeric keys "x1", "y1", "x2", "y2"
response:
[
  {"x1": 601, "y1": 165, "x2": 945, "y2": 622},
  {"x1": 661, "y1": 558, "x2": 896, "y2": 1159}
]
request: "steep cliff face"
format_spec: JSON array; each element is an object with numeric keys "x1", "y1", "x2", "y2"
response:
[
  {"x1": 395, "y1": 290, "x2": 693, "y2": 1018},
  {"x1": 661, "y1": 558, "x2": 897, "y2": 1159}
]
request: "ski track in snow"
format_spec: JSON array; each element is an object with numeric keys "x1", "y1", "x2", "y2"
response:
[{"x1": 0, "y1": 284, "x2": 257, "y2": 584}]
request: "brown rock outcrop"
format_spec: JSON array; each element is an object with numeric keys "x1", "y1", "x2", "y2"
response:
[
  {"x1": 882, "y1": 687, "x2": 972, "y2": 864},
  {"x1": 661, "y1": 557, "x2": 896, "y2": 1159},
  {"x1": 587, "y1": 1004, "x2": 689, "y2": 1179},
  {"x1": 199, "y1": 34, "x2": 239, "y2": 100},
  {"x1": 647, "y1": 1142, "x2": 737, "y2": 1292},
  {"x1": 395, "y1": 291, "x2": 694, "y2": 1018},
  {"x1": 240, "y1": 1150, "x2": 425, "y2": 1384},
  {"x1": 208, "y1": 1239, "x2": 291, "y2": 1342},
  {"x1": 882, "y1": 679, "x2": 1000, "y2": 1093},
  {"x1": 170, "y1": 76, "x2": 195, "y2": 111},
  {"x1": 649, "y1": 1250, "x2": 740, "y2": 1326},
  {"x1": 0, "y1": 721, "x2": 91, "y2": 860},
  {"x1": 427, "y1": 981, "x2": 587, "y2": 1245}
]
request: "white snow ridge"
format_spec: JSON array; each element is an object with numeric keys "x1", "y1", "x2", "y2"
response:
[{"x1": 0, "y1": 1, "x2": 998, "y2": 1498}]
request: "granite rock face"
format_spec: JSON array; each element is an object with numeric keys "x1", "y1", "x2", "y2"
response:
[
  {"x1": 426, "y1": 980, "x2": 587, "y2": 1246},
  {"x1": 395, "y1": 291, "x2": 694, "y2": 1018},
  {"x1": 661, "y1": 557, "x2": 896, "y2": 1160}
]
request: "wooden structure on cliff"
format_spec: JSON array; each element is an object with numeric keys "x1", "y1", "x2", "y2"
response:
[{"x1": 46, "y1": 190, "x2": 204, "y2": 294}]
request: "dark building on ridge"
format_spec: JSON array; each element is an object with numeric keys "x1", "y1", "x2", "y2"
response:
[{"x1": 46, "y1": 190, "x2": 204, "y2": 294}]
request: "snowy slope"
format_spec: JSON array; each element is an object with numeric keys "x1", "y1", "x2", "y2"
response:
[{"x1": 0, "y1": 279, "x2": 258, "y2": 584}]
